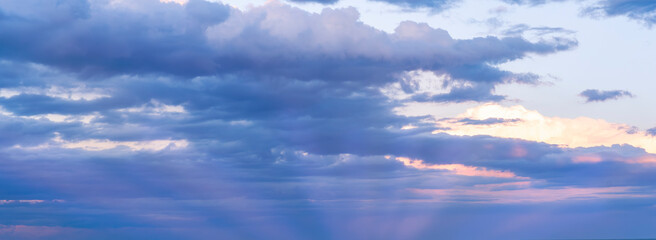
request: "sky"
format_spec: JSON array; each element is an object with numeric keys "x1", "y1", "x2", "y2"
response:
[{"x1": 0, "y1": 0, "x2": 655, "y2": 239}]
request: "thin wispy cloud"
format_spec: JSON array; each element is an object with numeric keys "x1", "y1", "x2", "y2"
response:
[{"x1": 292, "y1": 0, "x2": 656, "y2": 25}]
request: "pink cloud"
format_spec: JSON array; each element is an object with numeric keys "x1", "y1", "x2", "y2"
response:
[
  {"x1": 433, "y1": 104, "x2": 656, "y2": 154},
  {"x1": 410, "y1": 186, "x2": 649, "y2": 204},
  {"x1": 0, "y1": 225, "x2": 67, "y2": 238},
  {"x1": 572, "y1": 154, "x2": 603, "y2": 163},
  {"x1": 0, "y1": 199, "x2": 64, "y2": 205},
  {"x1": 394, "y1": 157, "x2": 527, "y2": 179}
]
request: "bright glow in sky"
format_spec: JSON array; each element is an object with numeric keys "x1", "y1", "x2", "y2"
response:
[{"x1": 433, "y1": 103, "x2": 656, "y2": 153}]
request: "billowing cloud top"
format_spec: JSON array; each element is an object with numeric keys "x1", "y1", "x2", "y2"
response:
[
  {"x1": 0, "y1": 0, "x2": 573, "y2": 92},
  {"x1": 0, "y1": 0, "x2": 655, "y2": 239}
]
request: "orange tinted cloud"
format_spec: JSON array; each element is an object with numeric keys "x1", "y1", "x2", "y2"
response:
[
  {"x1": 395, "y1": 157, "x2": 527, "y2": 179},
  {"x1": 433, "y1": 104, "x2": 656, "y2": 154}
]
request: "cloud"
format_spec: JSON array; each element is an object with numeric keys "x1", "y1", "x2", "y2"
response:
[
  {"x1": 290, "y1": 0, "x2": 656, "y2": 26},
  {"x1": 1, "y1": 128, "x2": 656, "y2": 239},
  {"x1": 395, "y1": 156, "x2": 527, "y2": 178},
  {"x1": 579, "y1": 89, "x2": 634, "y2": 102},
  {"x1": 587, "y1": 0, "x2": 656, "y2": 25},
  {"x1": 51, "y1": 135, "x2": 189, "y2": 152},
  {"x1": 0, "y1": 199, "x2": 64, "y2": 205},
  {"x1": 0, "y1": 1, "x2": 653, "y2": 239},
  {"x1": 456, "y1": 117, "x2": 522, "y2": 125},
  {"x1": 160, "y1": 0, "x2": 189, "y2": 5},
  {"x1": 371, "y1": 0, "x2": 456, "y2": 10},
  {"x1": 502, "y1": 0, "x2": 567, "y2": 5},
  {"x1": 288, "y1": 0, "x2": 456, "y2": 10},
  {"x1": 505, "y1": 0, "x2": 656, "y2": 25},
  {"x1": 0, "y1": 0, "x2": 231, "y2": 76},
  {"x1": 289, "y1": 0, "x2": 339, "y2": 4},
  {"x1": 411, "y1": 186, "x2": 650, "y2": 203},
  {"x1": 203, "y1": 5, "x2": 573, "y2": 92},
  {"x1": 433, "y1": 103, "x2": 656, "y2": 153},
  {"x1": 0, "y1": 0, "x2": 575, "y2": 102},
  {"x1": 648, "y1": 127, "x2": 656, "y2": 136},
  {"x1": 0, "y1": 86, "x2": 109, "y2": 101},
  {"x1": 0, "y1": 225, "x2": 73, "y2": 239}
]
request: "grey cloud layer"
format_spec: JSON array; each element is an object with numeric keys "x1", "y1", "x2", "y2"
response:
[
  {"x1": 1, "y1": 62, "x2": 655, "y2": 239},
  {"x1": 0, "y1": 0, "x2": 576, "y2": 102},
  {"x1": 2, "y1": 126, "x2": 656, "y2": 239}
]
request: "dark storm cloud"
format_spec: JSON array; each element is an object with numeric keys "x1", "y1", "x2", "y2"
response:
[{"x1": 579, "y1": 89, "x2": 634, "y2": 102}]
